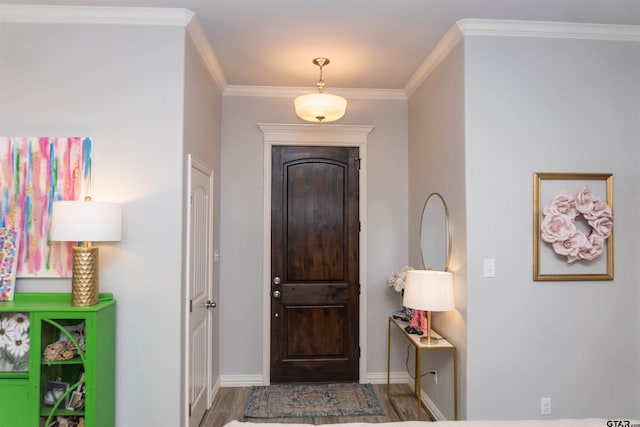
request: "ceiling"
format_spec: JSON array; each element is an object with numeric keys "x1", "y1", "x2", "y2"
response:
[{"x1": 2, "y1": 0, "x2": 639, "y2": 90}]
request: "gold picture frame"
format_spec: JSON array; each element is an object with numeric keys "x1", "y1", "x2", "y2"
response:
[{"x1": 533, "y1": 172, "x2": 614, "y2": 281}]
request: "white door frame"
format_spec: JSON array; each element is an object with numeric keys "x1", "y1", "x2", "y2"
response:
[
  {"x1": 184, "y1": 154, "x2": 215, "y2": 426},
  {"x1": 258, "y1": 123, "x2": 374, "y2": 385}
]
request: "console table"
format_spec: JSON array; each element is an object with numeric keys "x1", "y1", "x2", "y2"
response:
[{"x1": 386, "y1": 316, "x2": 458, "y2": 421}]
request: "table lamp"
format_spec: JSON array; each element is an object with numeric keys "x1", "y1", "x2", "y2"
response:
[
  {"x1": 402, "y1": 269, "x2": 454, "y2": 345},
  {"x1": 50, "y1": 198, "x2": 122, "y2": 306}
]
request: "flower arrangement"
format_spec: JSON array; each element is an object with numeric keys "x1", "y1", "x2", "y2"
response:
[
  {"x1": 0, "y1": 312, "x2": 30, "y2": 371},
  {"x1": 541, "y1": 185, "x2": 613, "y2": 263},
  {"x1": 387, "y1": 265, "x2": 414, "y2": 293}
]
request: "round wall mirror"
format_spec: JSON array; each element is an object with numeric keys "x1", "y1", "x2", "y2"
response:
[{"x1": 420, "y1": 193, "x2": 452, "y2": 271}]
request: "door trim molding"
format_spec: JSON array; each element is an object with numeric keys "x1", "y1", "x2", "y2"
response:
[{"x1": 259, "y1": 123, "x2": 374, "y2": 384}]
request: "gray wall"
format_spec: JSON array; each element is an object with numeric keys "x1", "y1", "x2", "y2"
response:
[
  {"x1": 465, "y1": 35, "x2": 640, "y2": 419},
  {"x1": 183, "y1": 26, "x2": 224, "y2": 415},
  {"x1": 408, "y1": 40, "x2": 467, "y2": 420},
  {"x1": 219, "y1": 95, "x2": 410, "y2": 380},
  {"x1": 410, "y1": 29, "x2": 640, "y2": 420},
  {"x1": 1, "y1": 17, "x2": 221, "y2": 426}
]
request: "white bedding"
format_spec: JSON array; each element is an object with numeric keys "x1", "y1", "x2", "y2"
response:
[{"x1": 225, "y1": 419, "x2": 638, "y2": 427}]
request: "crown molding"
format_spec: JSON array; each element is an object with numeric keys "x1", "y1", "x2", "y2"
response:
[
  {"x1": 0, "y1": 4, "x2": 193, "y2": 26},
  {"x1": 405, "y1": 19, "x2": 640, "y2": 97},
  {"x1": 186, "y1": 16, "x2": 227, "y2": 91},
  {"x1": 457, "y1": 18, "x2": 640, "y2": 42},
  {"x1": 225, "y1": 85, "x2": 406, "y2": 100},
  {"x1": 404, "y1": 22, "x2": 464, "y2": 97}
]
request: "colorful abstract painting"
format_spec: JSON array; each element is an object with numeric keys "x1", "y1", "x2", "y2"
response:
[
  {"x1": 0, "y1": 227, "x2": 20, "y2": 300},
  {"x1": 0, "y1": 137, "x2": 92, "y2": 277}
]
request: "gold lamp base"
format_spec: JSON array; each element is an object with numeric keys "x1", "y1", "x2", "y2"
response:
[
  {"x1": 419, "y1": 311, "x2": 439, "y2": 346},
  {"x1": 71, "y1": 245, "x2": 99, "y2": 306},
  {"x1": 420, "y1": 335, "x2": 439, "y2": 345}
]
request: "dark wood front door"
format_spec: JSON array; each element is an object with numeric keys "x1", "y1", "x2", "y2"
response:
[{"x1": 270, "y1": 145, "x2": 360, "y2": 383}]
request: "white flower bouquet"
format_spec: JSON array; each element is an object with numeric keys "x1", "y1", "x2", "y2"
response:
[
  {"x1": 387, "y1": 265, "x2": 414, "y2": 293},
  {"x1": 0, "y1": 312, "x2": 30, "y2": 371}
]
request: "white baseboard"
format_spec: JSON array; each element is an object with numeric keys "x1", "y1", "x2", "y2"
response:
[
  {"x1": 421, "y1": 392, "x2": 446, "y2": 421},
  {"x1": 209, "y1": 377, "x2": 221, "y2": 406},
  {"x1": 406, "y1": 376, "x2": 446, "y2": 421},
  {"x1": 220, "y1": 374, "x2": 264, "y2": 387},
  {"x1": 367, "y1": 371, "x2": 408, "y2": 384}
]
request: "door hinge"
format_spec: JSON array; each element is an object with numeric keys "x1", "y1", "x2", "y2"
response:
[
  {"x1": 358, "y1": 221, "x2": 361, "y2": 232},
  {"x1": 188, "y1": 403, "x2": 192, "y2": 417},
  {"x1": 189, "y1": 299, "x2": 193, "y2": 313},
  {"x1": 355, "y1": 157, "x2": 361, "y2": 170},
  {"x1": 358, "y1": 283, "x2": 361, "y2": 295},
  {"x1": 359, "y1": 347, "x2": 361, "y2": 357}
]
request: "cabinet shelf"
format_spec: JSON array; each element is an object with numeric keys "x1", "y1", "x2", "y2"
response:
[
  {"x1": 41, "y1": 355, "x2": 84, "y2": 365},
  {"x1": 40, "y1": 406, "x2": 85, "y2": 416}
]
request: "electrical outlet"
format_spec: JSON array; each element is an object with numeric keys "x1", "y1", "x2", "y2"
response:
[{"x1": 540, "y1": 397, "x2": 551, "y2": 415}]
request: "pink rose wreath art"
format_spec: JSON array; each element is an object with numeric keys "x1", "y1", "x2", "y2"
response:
[{"x1": 540, "y1": 186, "x2": 613, "y2": 263}]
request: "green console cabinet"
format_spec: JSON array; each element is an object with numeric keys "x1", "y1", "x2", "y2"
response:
[{"x1": 0, "y1": 293, "x2": 116, "y2": 427}]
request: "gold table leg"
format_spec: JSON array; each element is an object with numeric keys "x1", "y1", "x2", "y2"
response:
[
  {"x1": 415, "y1": 343, "x2": 421, "y2": 420},
  {"x1": 453, "y1": 348, "x2": 458, "y2": 420},
  {"x1": 387, "y1": 316, "x2": 452, "y2": 421}
]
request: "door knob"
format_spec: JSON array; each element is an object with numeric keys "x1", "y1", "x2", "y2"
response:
[
  {"x1": 272, "y1": 290, "x2": 281, "y2": 298},
  {"x1": 273, "y1": 276, "x2": 281, "y2": 285},
  {"x1": 199, "y1": 300, "x2": 217, "y2": 309}
]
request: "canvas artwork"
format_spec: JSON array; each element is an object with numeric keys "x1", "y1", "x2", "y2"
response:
[
  {"x1": 0, "y1": 137, "x2": 92, "y2": 278},
  {"x1": 0, "y1": 227, "x2": 20, "y2": 301}
]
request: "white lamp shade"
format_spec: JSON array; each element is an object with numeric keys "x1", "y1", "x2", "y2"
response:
[
  {"x1": 50, "y1": 200, "x2": 122, "y2": 242},
  {"x1": 294, "y1": 92, "x2": 347, "y2": 123},
  {"x1": 402, "y1": 270, "x2": 454, "y2": 312}
]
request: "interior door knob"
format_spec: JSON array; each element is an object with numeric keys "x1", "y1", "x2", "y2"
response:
[
  {"x1": 199, "y1": 300, "x2": 217, "y2": 309},
  {"x1": 272, "y1": 290, "x2": 281, "y2": 298},
  {"x1": 273, "y1": 276, "x2": 281, "y2": 285}
]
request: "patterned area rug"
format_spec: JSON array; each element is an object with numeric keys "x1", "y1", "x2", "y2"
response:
[{"x1": 244, "y1": 383, "x2": 384, "y2": 418}]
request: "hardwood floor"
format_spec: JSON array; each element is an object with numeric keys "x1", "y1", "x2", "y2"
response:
[{"x1": 199, "y1": 383, "x2": 433, "y2": 427}]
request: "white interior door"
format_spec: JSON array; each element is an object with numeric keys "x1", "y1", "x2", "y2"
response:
[{"x1": 188, "y1": 155, "x2": 214, "y2": 427}]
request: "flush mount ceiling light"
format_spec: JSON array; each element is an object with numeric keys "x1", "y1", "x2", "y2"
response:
[{"x1": 294, "y1": 57, "x2": 347, "y2": 123}]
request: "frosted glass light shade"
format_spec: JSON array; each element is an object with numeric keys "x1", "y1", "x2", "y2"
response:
[
  {"x1": 51, "y1": 200, "x2": 122, "y2": 242},
  {"x1": 294, "y1": 92, "x2": 347, "y2": 123},
  {"x1": 402, "y1": 270, "x2": 454, "y2": 312}
]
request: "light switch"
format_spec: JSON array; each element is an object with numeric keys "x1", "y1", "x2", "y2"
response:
[{"x1": 483, "y1": 258, "x2": 495, "y2": 277}]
